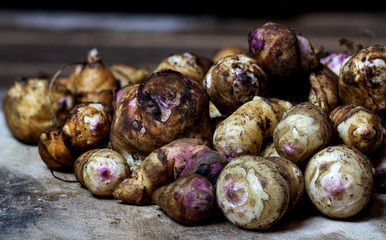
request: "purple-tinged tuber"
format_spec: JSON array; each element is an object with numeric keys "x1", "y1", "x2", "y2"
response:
[{"x1": 152, "y1": 174, "x2": 215, "y2": 225}]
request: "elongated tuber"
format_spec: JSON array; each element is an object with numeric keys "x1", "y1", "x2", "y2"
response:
[
  {"x1": 213, "y1": 96, "x2": 292, "y2": 161},
  {"x1": 113, "y1": 138, "x2": 226, "y2": 205},
  {"x1": 152, "y1": 174, "x2": 214, "y2": 224}
]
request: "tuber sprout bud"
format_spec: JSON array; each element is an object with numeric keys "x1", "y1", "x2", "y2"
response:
[{"x1": 330, "y1": 104, "x2": 384, "y2": 155}]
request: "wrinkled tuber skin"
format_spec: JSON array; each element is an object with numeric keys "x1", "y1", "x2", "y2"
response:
[
  {"x1": 330, "y1": 104, "x2": 384, "y2": 155},
  {"x1": 62, "y1": 102, "x2": 110, "y2": 153},
  {"x1": 74, "y1": 148, "x2": 130, "y2": 196},
  {"x1": 153, "y1": 52, "x2": 207, "y2": 84},
  {"x1": 305, "y1": 145, "x2": 374, "y2": 218},
  {"x1": 216, "y1": 155, "x2": 289, "y2": 229},
  {"x1": 113, "y1": 138, "x2": 220, "y2": 205},
  {"x1": 339, "y1": 45, "x2": 386, "y2": 120},
  {"x1": 248, "y1": 22, "x2": 319, "y2": 101},
  {"x1": 110, "y1": 70, "x2": 212, "y2": 162},
  {"x1": 203, "y1": 54, "x2": 268, "y2": 115},
  {"x1": 2, "y1": 78, "x2": 73, "y2": 144},
  {"x1": 152, "y1": 174, "x2": 215, "y2": 224},
  {"x1": 72, "y1": 48, "x2": 117, "y2": 113},
  {"x1": 212, "y1": 46, "x2": 246, "y2": 63},
  {"x1": 265, "y1": 157, "x2": 305, "y2": 211},
  {"x1": 308, "y1": 64, "x2": 340, "y2": 113},
  {"x1": 320, "y1": 52, "x2": 349, "y2": 76},
  {"x1": 38, "y1": 127, "x2": 75, "y2": 169},
  {"x1": 273, "y1": 102, "x2": 335, "y2": 167},
  {"x1": 213, "y1": 96, "x2": 292, "y2": 161}
]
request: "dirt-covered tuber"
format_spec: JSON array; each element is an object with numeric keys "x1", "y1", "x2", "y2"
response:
[
  {"x1": 109, "y1": 69, "x2": 212, "y2": 166},
  {"x1": 330, "y1": 104, "x2": 384, "y2": 155},
  {"x1": 2, "y1": 78, "x2": 73, "y2": 144},
  {"x1": 74, "y1": 148, "x2": 130, "y2": 196},
  {"x1": 273, "y1": 102, "x2": 335, "y2": 167},
  {"x1": 213, "y1": 96, "x2": 292, "y2": 161},
  {"x1": 305, "y1": 145, "x2": 374, "y2": 218},
  {"x1": 339, "y1": 45, "x2": 386, "y2": 120},
  {"x1": 61, "y1": 102, "x2": 110, "y2": 154},
  {"x1": 216, "y1": 155, "x2": 290, "y2": 229},
  {"x1": 203, "y1": 54, "x2": 268, "y2": 115},
  {"x1": 152, "y1": 174, "x2": 214, "y2": 224}
]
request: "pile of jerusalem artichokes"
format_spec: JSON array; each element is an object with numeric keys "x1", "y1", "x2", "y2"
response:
[{"x1": 2, "y1": 21, "x2": 385, "y2": 229}]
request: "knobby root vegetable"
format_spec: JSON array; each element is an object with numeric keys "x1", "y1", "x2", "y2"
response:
[
  {"x1": 2, "y1": 78, "x2": 73, "y2": 144},
  {"x1": 216, "y1": 155, "x2": 289, "y2": 229},
  {"x1": 38, "y1": 127, "x2": 75, "y2": 169},
  {"x1": 330, "y1": 104, "x2": 384, "y2": 155},
  {"x1": 203, "y1": 54, "x2": 268, "y2": 116},
  {"x1": 153, "y1": 52, "x2": 207, "y2": 84},
  {"x1": 109, "y1": 70, "x2": 212, "y2": 168},
  {"x1": 273, "y1": 102, "x2": 335, "y2": 167},
  {"x1": 113, "y1": 138, "x2": 226, "y2": 205},
  {"x1": 304, "y1": 145, "x2": 374, "y2": 219},
  {"x1": 74, "y1": 148, "x2": 130, "y2": 196},
  {"x1": 338, "y1": 45, "x2": 386, "y2": 120},
  {"x1": 61, "y1": 102, "x2": 110, "y2": 154},
  {"x1": 308, "y1": 64, "x2": 339, "y2": 113},
  {"x1": 213, "y1": 96, "x2": 292, "y2": 161},
  {"x1": 152, "y1": 174, "x2": 214, "y2": 224}
]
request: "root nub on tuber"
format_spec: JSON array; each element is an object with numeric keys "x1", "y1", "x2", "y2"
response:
[{"x1": 152, "y1": 174, "x2": 214, "y2": 224}]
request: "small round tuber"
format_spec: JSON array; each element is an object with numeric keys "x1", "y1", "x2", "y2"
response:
[
  {"x1": 330, "y1": 104, "x2": 384, "y2": 155},
  {"x1": 273, "y1": 102, "x2": 335, "y2": 167},
  {"x1": 74, "y1": 148, "x2": 130, "y2": 196},
  {"x1": 203, "y1": 54, "x2": 268, "y2": 115},
  {"x1": 304, "y1": 145, "x2": 374, "y2": 219},
  {"x1": 61, "y1": 102, "x2": 110, "y2": 154},
  {"x1": 152, "y1": 174, "x2": 215, "y2": 224}
]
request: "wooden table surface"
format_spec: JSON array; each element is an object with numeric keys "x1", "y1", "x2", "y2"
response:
[{"x1": 0, "y1": 10, "x2": 385, "y2": 240}]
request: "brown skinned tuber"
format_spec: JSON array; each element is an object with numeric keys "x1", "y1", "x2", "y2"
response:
[
  {"x1": 216, "y1": 155, "x2": 290, "y2": 229},
  {"x1": 38, "y1": 127, "x2": 75, "y2": 169},
  {"x1": 70, "y1": 48, "x2": 117, "y2": 114},
  {"x1": 248, "y1": 22, "x2": 319, "y2": 101},
  {"x1": 153, "y1": 52, "x2": 207, "y2": 84},
  {"x1": 212, "y1": 46, "x2": 246, "y2": 63},
  {"x1": 213, "y1": 96, "x2": 292, "y2": 161},
  {"x1": 203, "y1": 54, "x2": 268, "y2": 116},
  {"x1": 339, "y1": 45, "x2": 386, "y2": 120},
  {"x1": 330, "y1": 104, "x2": 384, "y2": 155},
  {"x1": 2, "y1": 78, "x2": 73, "y2": 144},
  {"x1": 74, "y1": 148, "x2": 130, "y2": 196},
  {"x1": 109, "y1": 69, "x2": 212, "y2": 170},
  {"x1": 152, "y1": 174, "x2": 215, "y2": 225},
  {"x1": 113, "y1": 138, "x2": 226, "y2": 205},
  {"x1": 61, "y1": 102, "x2": 110, "y2": 154},
  {"x1": 305, "y1": 145, "x2": 374, "y2": 219},
  {"x1": 110, "y1": 63, "x2": 150, "y2": 88},
  {"x1": 273, "y1": 102, "x2": 335, "y2": 168},
  {"x1": 308, "y1": 64, "x2": 340, "y2": 113}
]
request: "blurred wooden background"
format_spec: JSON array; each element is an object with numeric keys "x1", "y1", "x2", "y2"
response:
[{"x1": 0, "y1": 8, "x2": 385, "y2": 89}]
